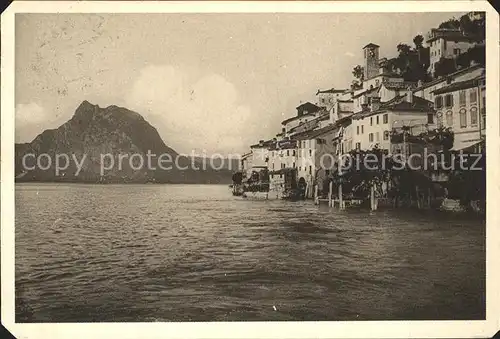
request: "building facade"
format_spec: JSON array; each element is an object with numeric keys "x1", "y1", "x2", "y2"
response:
[
  {"x1": 426, "y1": 28, "x2": 480, "y2": 75},
  {"x1": 433, "y1": 74, "x2": 485, "y2": 151}
]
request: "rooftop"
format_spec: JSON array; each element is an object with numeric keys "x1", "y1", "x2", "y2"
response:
[
  {"x1": 432, "y1": 76, "x2": 484, "y2": 95},
  {"x1": 352, "y1": 95, "x2": 433, "y2": 120},
  {"x1": 426, "y1": 28, "x2": 481, "y2": 43},
  {"x1": 363, "y1": 43, "x2": 380, "y2": 49},
  {"x1": 412, "y1": 64, "x2": 483, "y2": 92},
  {"x1": 316, "y1": 88, "x2": 347, "y2": 95},
  {"x1": 293, "y1": 124, "x2": 339, "y2": 141},
  {"x1": 352, "y1": 85, "x2": 381, "y2": 98}
]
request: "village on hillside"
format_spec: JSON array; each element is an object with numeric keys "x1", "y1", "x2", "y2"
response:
[{"x1": 234, "y1": 11, "x2": 486, "y2": 213}]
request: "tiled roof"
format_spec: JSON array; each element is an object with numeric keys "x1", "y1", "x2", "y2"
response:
[
  {"x1": 250, "y1": 139, "x2": 275, "y2": 148},
  {"x1": 412, "y1": 64, "x2": 483, "y2": 92},
  {"x1": 432, "y1": 76, "x2": 484, "y2": 95},
  {"x1": 381, "y1": 81, "x2": 417, "y2": 91},
  {"x1": 281, "y1": 112, "x2": 315, "y2": 125},
  {"x1": 316, "y1": 88, "x2": 347, "y2": 95},
  {"x1": 352, "y1": 95, "x2": 433, "y2": 120},
  {"x1": 293, "y1": 124, "x2": 339, "y2": 141},
  {"x1": 352, "y1": 85, "x2": 381, "y2": 98},
  {"x1": 363, "y1": 43, "x2": 380, "y2": 49},
  {"x1": 296, "y1": 101, "x2": 321, "y2": 111}
]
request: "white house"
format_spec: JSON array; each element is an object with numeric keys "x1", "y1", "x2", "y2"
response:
[
  {"x1": 426, "y1": 28, "x2": 481, "y2": 75},
  {"x1": 349, "y1": 89, "x2": 435, "y2": 152},
  {"x1": 316, "y1": 88, "x2": 348, "y2": 111},
  {"x1": 281, "y1": 102, "x2": 322, "y2": 137},
  {"x1": 413, "y1": 64, "x2": 484, "y2": 103},
  {"x1": 432, "y1": 74, "x2": 485, "y2": 151}
]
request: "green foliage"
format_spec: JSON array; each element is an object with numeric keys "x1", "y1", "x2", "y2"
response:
[
  {"x1": 391, "y1": 127, "x2": 454, "y2": 150},
  {"x1": 434, "y1": 57, "x2": 457, "y2": 78},
  {"x1": 352, "y1": 65, "x2": 364, "y2": 81},
  {"x1": 438, "y1": 18, "x2": 460, "y2": 29},
  {"x1": 413, "y1": 35, "x2": 424, "y2": 49},
  {"x1": 446, "y1": 149, "x2": 486, "y2": 207}
]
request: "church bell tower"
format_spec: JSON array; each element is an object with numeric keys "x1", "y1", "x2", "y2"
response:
[{"x1": 363, "y1": 43, "x2": 380, "y2": 80}]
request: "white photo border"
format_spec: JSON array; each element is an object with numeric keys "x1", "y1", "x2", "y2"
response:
[{"x1": 1, "y1": 1, "x2": 499, "y2": 338}]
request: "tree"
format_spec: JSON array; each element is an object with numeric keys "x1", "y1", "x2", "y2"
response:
[
  {"x1": 397, "y1": 43, "x2": 412, "y2": 55},
  {"x1": 413, "y1": 35, "x2": 424, "y2": 49},
  {"x1": 434, "y1": 57, "x2": 457, "y2": 78},
  {"x1": 438, "y1": 18, "x2": 460, "y2": 29},
  {"x1": 352, "y1": 65, "x2": 364, "y2": 82}
]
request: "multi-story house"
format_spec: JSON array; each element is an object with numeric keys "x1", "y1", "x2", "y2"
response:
[
  {"x1": 267, "y1": 138, "x2": 298, "y2": 172},
  {"x1": 329, "y1": 98, "x2": 353, "y2": 124},
  {"x1": 378, "y1": 81, "x2": 417, "y2": 103},
  {"x1": 248, "y1": 139, "x2": 274, "y2": 169},
  {"x1": 293, "y1": 124, "x2": 341, "y2": 196},
  {"x1": 316, "y1": 88, "x2": 348, "y2": 111},
  {"x1": 432, "y1": 74, "x2": 485, "y2": 151},
  {"x1": 427, "y1": 28, "x2": 481, "y2": 75},
  {"x1": 413, "y1": 63, "x2": 484, "y2": 103},
  {"x1": 281, "y1": 102, "x2": 322, "y2": 137},
  {"x1": 348, "y1": 89, "x2": 435, "y2": 152}
]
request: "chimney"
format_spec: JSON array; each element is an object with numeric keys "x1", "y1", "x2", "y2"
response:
[
  {"x1": 417, "y1": 80, "x2": 423, "y2": 88},
  {"x1": 371, "y1": 97, "x2": 381, "y2": 112},
  {"x1": 259, "y1": 139, "x2": 264, "y2": 146},
  {"x1": 406, "y1": 87, "x2": 413, "y2": 104}
]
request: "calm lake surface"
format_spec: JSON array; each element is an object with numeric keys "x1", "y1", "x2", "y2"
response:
[{"x1": 15, "y1": 183, "x2": 485, "y2": 322}]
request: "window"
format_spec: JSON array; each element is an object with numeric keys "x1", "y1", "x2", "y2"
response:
[
  {"x1": 357, "y1": 126, "x2": 360, "y2": 135},
  {"x1": 427, "y1": 113, "x2": 434, "y2": 124},
  {"x1": 309, "y1": 149, "x2": 312, "y2": 156},
  {"x1": 292, "y1": 150, "x2": 296, "y2": 156},
  {"x1": 376, "y1": 132, "x2": 380, "y2": 142},
  {"x1": 376, "y1": 116, "x2": 379, "y2": 124},
  {"x1": 446, "y1": 110, "x2": 453, "y2": 127},
  {"x1": 355, "y1": 142, "x2": 361, "y2": 150},
  {"x1": 445, "y1": 94, "x2": 453, "y2": 108},
  {"x1": 453, "y1": 48, "x2": 460, "y2": 55},
  {"x1": 293, "y1": 162, "x2": 296, "y2": 168},
  {"x1": 286, "y1": 150, "x2": 289, "y2": 156},
  {"x1": 459, "y1": 90, "x2": 466, "y2": 106},
  {"x1": 369, "y1": 133, "x2": 374, "y2": 142},
  {"x1": 309, "y1": 166, "x2": 312, "y2": 174},
  {"x1": 459, "y1": 108, "x2": 467, "y2": 128},
  {"x1": 370, "y1": 117, "x2": 373, "y2": 126},
  {"x1": 471, "y1": 107, "x2": 478, "y2": 126},
  {"x1": 361, "y1": 125, "x2": 364, "y2": 134},
  {"x1": 470, "y1": 89, "x2": 478, "y2": 103},
  {"x1": 383, "y1": 114, "x2": 388, "y2": 124},
  {"x1": 437, "y1": 111, "x2": 443, "y2": 127},
  {"x1": 383, "y1": 131, "x2": 389, "y2": 140},
  {"x1": 435, "y1": 96, "x2": 443, "y2": 109}
]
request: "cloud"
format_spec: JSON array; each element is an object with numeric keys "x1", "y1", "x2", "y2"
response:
[
  {"x1": 15, "y1": 102, "x2": 52, "y2": 142},
  {"x1": 126, "y1": 65, "x2": 260, "y2": 156}
]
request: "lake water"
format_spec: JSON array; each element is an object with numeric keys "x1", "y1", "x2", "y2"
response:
[{"x1": 15, "y1": 183, "x2": 485, "y2": 322}]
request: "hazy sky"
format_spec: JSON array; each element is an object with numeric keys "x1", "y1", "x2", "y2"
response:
[{"x1": 16, "y1": 12, "x2": 466, "y2": 155}]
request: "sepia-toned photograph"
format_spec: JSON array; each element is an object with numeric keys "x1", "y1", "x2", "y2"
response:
[{"x1": 1, "y1": 1, "x2": 499, "y2": 338}]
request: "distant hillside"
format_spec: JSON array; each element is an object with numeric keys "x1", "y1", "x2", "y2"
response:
[
  {"x1": 187, "y1": 156, "x2": 241, "y2": 172},
  {"x1": 15, "y1": 101, "x2": 233, "y2": 184}
]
